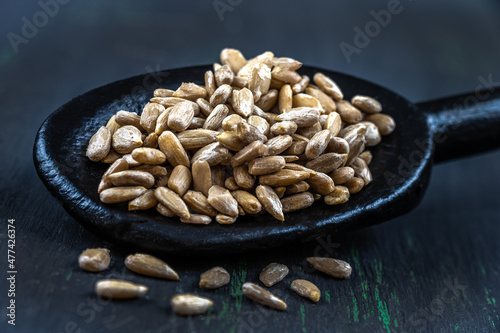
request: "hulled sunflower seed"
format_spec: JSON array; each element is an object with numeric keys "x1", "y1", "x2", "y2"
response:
[
  {"x1": 285, "y1": 181, "x2": 310, "y2": 195},
  {"x1": 205, "y1": 70, "x2": 216, "y2": 97},
  {"x1": 168, "y1": 101, "x2": 197, "y2": 132},
  {"x1": 305, "y1": 153, "x2": 347, "y2": 174},
  {"x1": 154, "y1": 88, "x2": 174, "y2": 97},
  {"x1": 203, "y1": 104, "x2": 229, "y2": 130},
  {"x1": 281, "y1": 192, "x2": 314, "y2": 213},
  {"x1": 95, "y1": 279, "x2": 148, "y2": 299},
  {"x1": 78, "y1": 248, "x2": 110, "y2": 272},
  {"x1": 131, "y1": 147, "x2": 166, "y2": 165},
  {"x1": 305, "y1": 86, "x2": 336, "y2": 113},
  {"x1": 305, "y1": 130, "x2": 331, "y2": 159},
  {"x1": 115, "y1": 110, "x2": 143, "y2": 129},
  {"x1": 313, "y1": 73, "x2": 343, "y2": 101},
  {"x1": 359, "y1": 150, "x2": 373, "y2": 165},
  {"x1": 86, "y1": 127, "x2": 111, "y2": 162},
  {"x1": 183, "y1": 190, "x2": 218, "y2": 217},
  {"x1": 265, "y1": 135, "x2": 293, "y2": 155},
  {"x1": 306, "y1": 172, "x2": 335, "y2": 195},
  {"x1": 277, "y1": 107, "x2": 320, "y2": 127},
  {"x1": 210, "y1": 84, "x2": 232, "y2": 107},
  {"x1": 248, "y1": 116, "x2": 270, "y2": 137},
  {"x1": 259, "y1": 263, "x2": 289, "y2": 287},
  {"x1": 233, "y1": 165, "x2": 255, "y2": 189},
  {"x1": 168, "y1": 165, "x2": 192, "y2": 196},
  {"x1": 177, "y1": 129, "x2": 219, "y2": 150},
  {"x1": 255, "y1": 89, "x2": 279, "y2": 111},
  {"x1": 157, "y1": 203, "x2": 175, "y2": 217},
  {"x1": 216, "y1": 214, "x2": 237, "y2": 224},
  {"x1": 140, "y1": 103, "x2": 164, "y2": 134},
  {"x1": 207, "y1": 185, "x2": 239, "y2": 217},
  {"x1": 351, "y1": 95, "x2": 382, "y2": 113},
  {"x1": 279, "y1": 84, "x2": 293, "y2": 113},
  {"x1": 100, "y1": 186, "x2": 147, "y2": 204},
  {"x1": 330, "y1": 167, "x2": 355, "y2": 184},
  {"x1": 173, "y1": 83, "x2": 207, "y2": 101},
  {"x1": 192, "y1": 142, "x2": 232, "y2": 166},
  {"x1": 158, "y1": 131, "x2": 190, "y2": 167},
  {"x1": 225, "y1": 176, "x2": 239, "y2": 191},
  {"x1": 191, "y1": 161, "x2": 212, "y2": 197},
  {"x1": 307, "y1": 257, "x2": 352, "y2": 279},
  {"x1": 222, "y1": 114, "x2": 244, "y2": 131},
  {"x1": 128, "y1": 189, "x2": 158, "y2": 211},
  {"x1": 232, "y1": 190, "x2": 262, "y2": 214},
  {"x1": 200, "y1": 266, "x2": 230, "y2": 289},
  {"x1": 125, "y1": 253, "x2": 179, "y2": 280},
  {"x1": 242, "y1": 282, "x2": 287, "y2": 311},
  {"x1": 231, "y1": 87, "x2": 254, "y2": 117},
  {"x1": 248, "y1": 156, "x2": 286, "y2": 175},
  {"x1": 171, "y1": 294, "x2": 214, "y2": 316},
  {"x1": 220, "y1": 48, "x2": 247, "y2": 73},
  {"x1": 345, "y1": 177, "x2": 364, "y2": 194},
  {"x1": 215, "y1": 64, "x2": 234, "y2": 86},
  {"x1": 349, "y1": 156, "x2": 373, "y2": 185},
  {"x1": 324, "y1": 185, "x2": 350, "y2": 205},
  {"x1": 248, "y1": 62, "x2": 272, "y2": 102},
  {"x1": 290, "y1": 279, "x2": 321, "y2": 302},
  {"x1": 292, "y1": 75, "x2": 310, "y2": 94},
  {"x1": 259, "y1": 169, "x2": 310, "y2": 187},
  {"x1": 324, "y1": 112, "x2": 342, "y2": 137},
  {"x1": 108, "y1": 170, "x2": 155, "y2": 188},
  {"x1": 255, "y1": 185, "x2": 284, "y2": 221},
  {"x1": 231, "y1": 140, "x2": 268, "y2": 167},
  {"x1": 112, "y1": 125, "x2": 143, "y2": 154},
  {"x1": 98, "y1": 158, "x2": 129, "y2": 193},
  {"x1": 155, "y1": 186, "x2": 190, "y2": 218},
  {"x1": 181, "y1": 214, "x2": 212, "y2": 225},
  {"x1": 364, "y1": 113, "x2": 396, "y2": 135},
  {"x1": 105, "y1": 115, "x2": 121, "y2": 136},
  {"x1": 336, "y1": 100, "x2": 363, "y2": 124}
]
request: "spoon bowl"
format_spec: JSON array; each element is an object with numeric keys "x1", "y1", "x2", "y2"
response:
[{"x1": 33, "y1": 65, "x2": 500, "y2": 254}]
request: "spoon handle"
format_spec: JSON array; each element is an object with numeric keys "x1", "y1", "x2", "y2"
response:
[{"x1": 417, "y1": 87, "x2": 500, "y2": 163}]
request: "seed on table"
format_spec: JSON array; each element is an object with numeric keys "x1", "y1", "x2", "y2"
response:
[
  {"x1": 259, "y1": 263, "x2": 289, "y2": 287},
  {"x1": 95, "y1": 279, "x2": 148, "y2": 299},
  {"x1": 281, "y1": 192, "x2": 315, "y2": 213},
  {"x1": 324, "y1": 186, "x2": 350, "y2": 205},
  {"x1": 307, "y1": 257, "x2": 352, "y2": 279},
  {"x1": 86, "y1": 126, "x2": 111, "y2": 162},
  {"x1": 255, "y1": 185, "x2": 284, "y2": 221},
  {"x1": 171, "y1": 294, "x2": 214, "y2": 316},
  {"x1": 78, "y1": 248, "x2": 110, "y2": 272},
  {"x1": 125, "y1": 253, "x2": 179, "y2": 280},
  {"x1": 242, "y1": 282, "x2": 287, "y2": 311},
  {"x1": 290, "y1": 279, "x2": 321, "y2": 302},
  {"x1": 200, "y1": 267, "x2": 230, "y2": 289}
]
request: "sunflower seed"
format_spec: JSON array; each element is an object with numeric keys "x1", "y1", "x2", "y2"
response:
[
  {"x1": 292, "y1": 75, "x2": 310, "y2": 94},
  {"x1": 140, "y1": 103, "x2": 164, "y2": 134},
  {"x1": 231, "y1": 140, "x2": 268, "y2": 167},
  {"x1": 87, "y1": 127, "x2": 111, "y2": 162},
  {"x1": 231, "y1": 87, "x2": 254, "y2": 117},
  {"x1": 290, "y1": 279, "x2": 321, "y2": 302},
  {"x1": 154, "y1": 88, "x2": 174, "y2": 97},
  {"x1": 281, "y1": 192, "x2": 314, "y2": 213},
  {"x1": 330, "y1": 167, "x2": 355, "y2": 184},
  {"x1": 306, "y1": 172, "x2": 335, "y2": 195},
  {"x1": 359, "y1": 150, "x2": 373, "y2": 165},
  {"x1": 242, "y1": 282, "x2": 287, "y2": 311},
  {"x1": 305, "y1": 153, "x2": 347, "y2": 174},
  {"x1": 305, "y1": 130, "x2": 331, "y2": 159},
  {"x1": 155, "y1": 186, "x2": 190, "y2": 218},
  {"x1": 248, "y1": 62, "x2": 272, "y2": 102},
  {"x1": 277, "y1": 107, "x2": 320, "y2": 127},
  {"x1": 364, "y1": 113, "x2": 396, "y2": 135},
  {"x1": 181, "y1": 214, "x2": 212, "y2": 225},
  {"x1": 220, "y1": 48, "x2": 247, "y2": 73},
  {"x1": 349, "y1": 156, "x2": 373, "y2": 185},
  {"x1": 158, "y1": 131, "x2": 190, "y2": 167},
  {"x1": 205, "y1": 70, "x2": 216, "y2": 98},
  {"x1": 351, "y1": 95, "x2": 382, "y2": 113},
  {"x1": 128, "y1": 189, "x2": 158, "y2": 211},
  {"x1": 78, "y1": 248, "x2": 110, "y2": 272},
  {"x1": 108, "y1": 170, "x2": 154, "y2": 188},
  {"x1": 200, "y1": 266, "x2": 230, "y2": 289},
  {"x1": 248, "y1": 156, "x2": 286, "y2": 175},
  {"x1": 204, "y1": 104, "x2": 229, "y2": 130},
  {"x1": 278, "y1": 84, "x2": 293, "y2": 113},
  {"x1": 231, "y1": 190, "x2": 262, "y2": 214},
  {"x1": 115, "y1": 110, "x2": 143, "y2": 130},
  {"x1": 324, "y1": 185, "x2": 350, "y2": 205},
  {"x1": 259, "y1": 263, "x2": 289, "y2": 287},
  {"x1": 192, "y1": 142, "x2": 232, "y2": 166},
  {"x1": 215, "y1": 64, "x2": 234, "y2": 86},
  {"x1": 168, "y1": 101, "x2": 197, "y2": 132},
  {"x1": 95, "y1": 279, "x2": 148, "y2": 299},
  {"x1": 233, "y1": 165, "x2": 255, "y2": 189},
  {"x1": 171, "y1": 294, "x2": 214, "y2": 316},
  {"x1": 100, "y1": 186, "x2": 147, "y2": 203},
  {"x1": 216, "y1": 213, "x2": 237, "y2": 224},
  {"x1": 265, "y1": 135, "x2": 293, "y2": 155},
  {"x1": 125, "y1": 253, "x2": 179, "y2": 280},
  {"x1": 336, "y1": 100, "x2": 363, "y2": 124},
  {"x1": 168, "y1": 165, "x2": 192, "y2": 196},
  {"x1": 305, "y1": 86, "x2": 336, "y2": 113},
  {"x1": 285, "y1": 181, "x2": 310, "y2": 195},
  {"x1": 307, "y1": 257, "x2": 352, "y2": 279},
  {"x1": 210, "y1": 84, "x2": 232, "y2": 107},
  {"x1": 173, "y1": 82, "x2": 207, "y2": 101},
  {"x1": 112, "y1": 125, "x2": 143, "y2": 154}
]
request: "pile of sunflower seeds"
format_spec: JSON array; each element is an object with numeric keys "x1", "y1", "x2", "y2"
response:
[
  {"x1": 86, "y1": 48, "x2": 396, "y2": 224},
  {"x1": 79, "y1": 248, "x2": 351, "y2": 315}
]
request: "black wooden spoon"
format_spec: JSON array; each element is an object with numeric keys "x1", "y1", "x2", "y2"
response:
[{"x1": 33, "y1": 65, "x2": 500, "y2": 254}]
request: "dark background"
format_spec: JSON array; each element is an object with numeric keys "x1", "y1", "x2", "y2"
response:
[{"x1": 1, "y1": 1, "x2": 500, "y2": 332}]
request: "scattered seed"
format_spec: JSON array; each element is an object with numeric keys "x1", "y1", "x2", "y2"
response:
[
  {"x1": 290, "y1": 279, "x2": 321, "y2": 302},
  {"x1": 200, "y1": 267, "x2": 230, "y2": 289},
  {"x1": 171, "y1": 294, "x2": 214, "y2": 316},
  {"x1": 95, "y1": 279, "x2": 148, "y2": 299},
  {"x1": 78, "y1": 248, "x2": 110, "y2": 272},
  {"x1": 259, "y1": 263, "x2": 289, "y2": 287},
  {"x1": 307, "y1": 257, "x2": 352, "y2": 279},
  {"x1": 242, "y1": 282, "x2": 287, "y2": 311}
]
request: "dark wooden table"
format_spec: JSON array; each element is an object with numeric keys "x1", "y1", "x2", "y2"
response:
[{"x1": 1, "y1": 1, "x2": 499, "y2": 332}]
